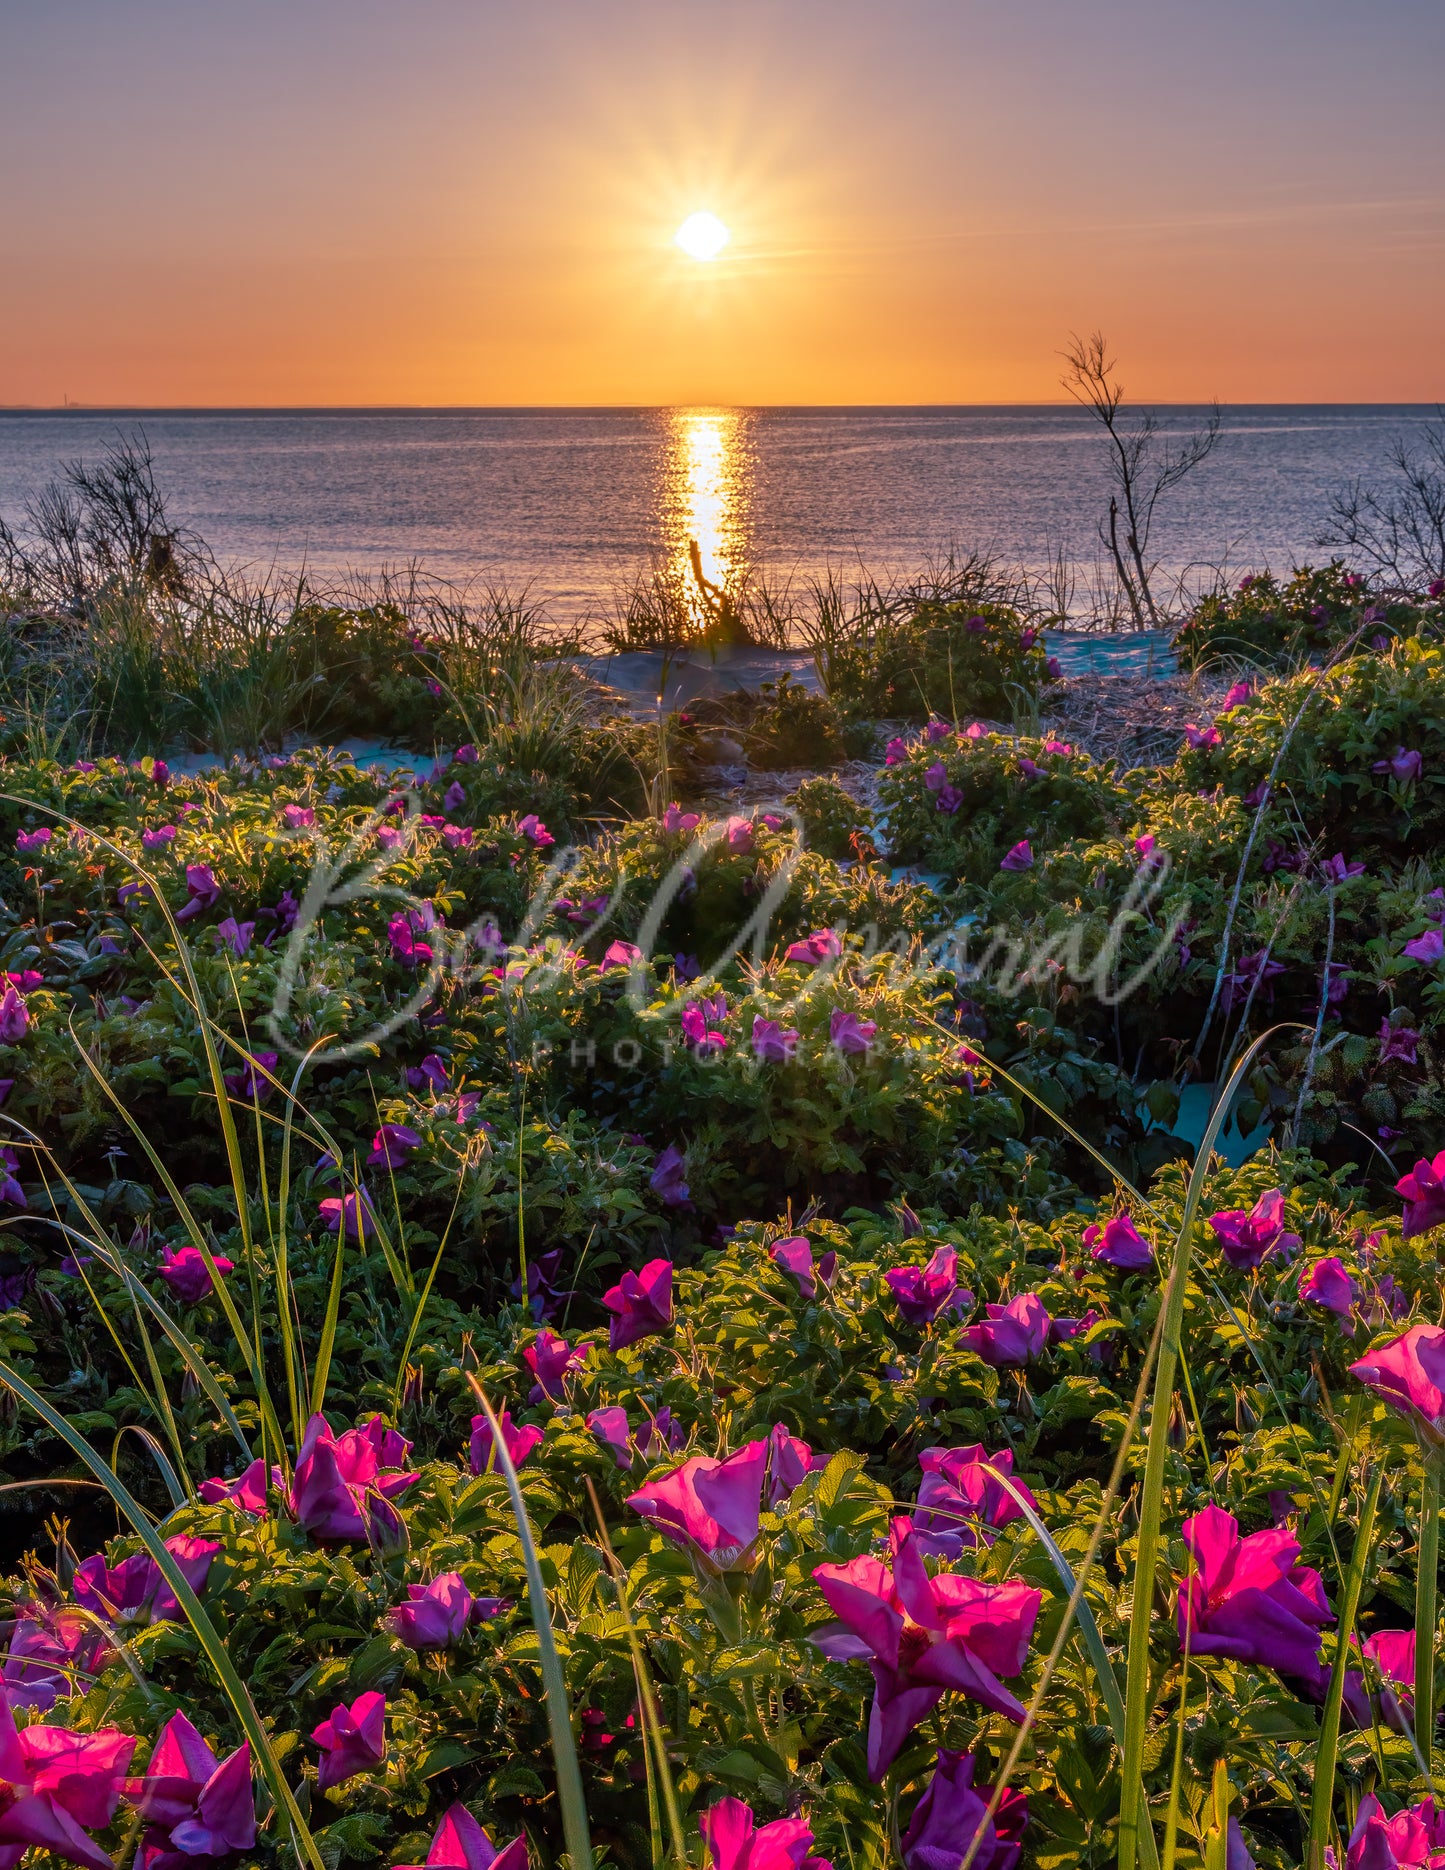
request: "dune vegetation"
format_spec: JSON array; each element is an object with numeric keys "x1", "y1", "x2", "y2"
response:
[{"x1": 0, "y1": 440, "x2": 1444, "y2": 1870}]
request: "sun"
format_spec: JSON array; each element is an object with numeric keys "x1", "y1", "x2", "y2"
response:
[{"x1": 674, "y1": 211, "x2": 730, "y2": 261}]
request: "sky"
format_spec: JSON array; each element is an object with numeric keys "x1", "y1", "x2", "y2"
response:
[{"x1": 1, "y1": 0, "x2": 1442, "y2": 406}]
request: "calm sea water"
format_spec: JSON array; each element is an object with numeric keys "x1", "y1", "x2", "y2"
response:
[{"x1": 0, "y1": 405, "x2": 1436, "y2": 621}]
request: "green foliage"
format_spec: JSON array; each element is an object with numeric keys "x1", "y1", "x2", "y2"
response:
[
  {"x1": 823, "y1": 599, "x2": 1049, "y2": 723},
  {"x1": 785, "y1": 776, "x2": 874, "y2": 862},
  {"x1": 1174, "y1": 561, "x2": 1444, "y2": 670}
]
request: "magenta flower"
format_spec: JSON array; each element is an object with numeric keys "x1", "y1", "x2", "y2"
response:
[
  {"x1": 222, "y1": 1049, "x2": 278, "y2": 1103},
  {"x1": 923, "y1": 760, "x2": 950, "y2": 793},
  {"x1": 885, "y1": 1245, "x2": 971, "y2": 1327},
  {"x1": 883, "y1": 737, "x2": 909, "y2": 765},
  {"x1": 649, "y1": 1142, "x2": 690, "y2": 1208},
  {"x1": 785, "y1": 928, "x2": 842, "y2": 965},
  {"x1": 751, "y1": 1016, "x2": 799, "y2": 1063},
  {"x1": 1319, "y1": 853, "x2": 1364, "y2": 885},
  {"x1": 627, "y1": 1441, "x2": 769, "y2": 1572},
  {"x1": 600, "y1": 939, "x2": 644, "y2": 972},
  {"x1": 829, "y1": 1008, "x2": 877, "y2": 1055},
  {"x1": 368, "y1": 1124, "x2": 422, "y2": 1169},
  {"x1": 1221, "y1": 680, "x2": 1253, "y2": 711},
  {"x1": 1398, "y1": 1151, "x2": 1445, "y2": 1238},
  {"x1": 1081, "y1": 1213, "x2": 1151, "y2": 1269},
  {"x1": 681, "y1": 999, "x2": 727, "y2": 1053},
  {"x1": 1332, "y1": 1795, "x2": 1442, "y2": 1869},
  {"x1": 287, "y1": 1413, "x2": 418, "y2": 1542},
  {"x1": 199, "y1": 1458, "x2": 279, "y2": 1516},
  {"x1": 259, "y1": 889, "x2": 299, "y2": 941},
  {"x1": 174, "y1": 863, "x2": 222, "y2": 922},
  {"x1": 0, "y1": 1695, "x2": 136, "y2": 1870},
  {"x1": 901, "y1": 1749, "x2": 1028, "y2": 1870},
  {"x1": 469, "y1": 1410, "x2": 544, "y2": 1474},
  {"x1": 73, "y1": 1534, "x2": 221, "y2": 1628},
  {"x1": 15, "y1": 828, "x2": 51, "y2": 856},
  {"x1": 1350, "y1": 1323, "x2": 1445, "y2": 1439},
  {"x1": 1222, "y1": 949, "x2": 1288, "y2": 1009},
  {"x1": 406, "y1": 1053, "x2": 450, "y2": 1092},
  {"x1": 0, "y1": 1147, "x2": 26, "y2": 1208},
  {"x1": 1045, "y1": 656, "x2": 1063, "y2": 678},
  {"x1": 1379, "y1": 1019, "x2": 1421, "y2": 1066},
  {"x1": 127, "y1": 1710, "x2": 255, "y2": 1864},
  {"x1": 516, "y1": 814, "x2": 554, "y2": 848},
  {"x1": 384, "y1": 1573, "x2": 498, "y2": 1651},
  {"x1": 999, "y1": 840, "x2": 1033, "y2": 871},
  {"x1": 1373, "y1": 747, "x2": 1423, "y2": 785},
  {"x1": 318, "y1": 1189, "x2": 378, "y2": 1242},
  {"x1": 313, "y1": 1691, "x2": 386, "y2": 1791},
  {"x1": 960, "y1": 1293, "x2": 1051, "y2": 1367},
  {"x1": 392, "y1": 1804, "x2": 527, "y2": 1870},
  {"x1": 639, "y1": 1406, "x2": 687, "y2": 1455},
  {"x1": 912, "y1": 1445, "x2": 1037, "y2": 1559},
  {"x1": 936, "y1": 783, "x2": 963, "y2": 814},
  {"x1": 811, "y1": 1529, "x2": 1039, "y2": 1779},
  {"x1": 1184, "y1": 723, "x2": 1221, "y2": 750},
  {"x1": 1208, "y1": 1187, "x2": 1298, "y2": 1270},
  {"x1": 524, "y1": 1327, "x2": 591, "y2": 1402},
  {"x1": 725, "y1": 817, "x2": 754, "y2": 853},
  {"x1": 1177, "y1": 1504, "x2": 1332, "y2": 1679},
  {"x1": 1, "y1": 1610, "x2": 106, "y2": 1714},
  {"x1": 212, "y1": 917, "x2": 254, "y2": 958},
  {"x1": 765, "y1": 1423, "x2": 828, "y2": 1509},
  {"x1": 588, "y1": 1406, "x2": 633, "y2": 1468},
  {"x1": 661, "y1": 802, "x2": 701, "y2": 833},
  {"x1": 440, "y1": 779, "x2": 466, "y2": 815},
  {"x1": 388, "y1": 907, "x2": 438, "y2": 967},
  {"x1": 700, "y1": 1796, "x2": 818, "y2": 1870},
  {"x1": 0, "y1": 986, "x2": 31, "y2": 1044},
  {"x1": 158, "y1": 1243, "x2": 233, "y2": 1306},
  {"x1": 1298, "y1": 1256, "x2": 1356, "y2": 1320},
  {"x1": 1134, "y1": 833, "x2": 1158, "y2": 862},
  {"x1": 770, "y1": 1236, "x2": 818, "y2": 1297},
  {"x1": 603, "y1": 1258, "x2": 673, "y2": 1351},
  {"x1": 1359, "y1": 1629, "x2": 1417, "y2": 1733},
  {"x1": 1405, "y1": 928, "x2": 1445, "y2": 965},
  {"x1": 281, "y1": 804, "x2": 316, "y2": 830},
  {"x1": 5, "y1": 970, "x2": 41, "y2": 993}
]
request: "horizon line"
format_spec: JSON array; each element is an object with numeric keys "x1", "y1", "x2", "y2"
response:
[{"x1": 3, "y1": 397, "x2": 1443, "y2": 415}]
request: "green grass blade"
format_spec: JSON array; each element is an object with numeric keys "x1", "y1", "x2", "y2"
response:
[
  {"x1": 586, "y1": 1478, "x2": 688, "y2": 1869},
  {"x1": 111, "y1": 1424, "x2": 185, "y2": 1510},
  {"x1": 63, "y1": 1029, "x2": 289, "y2": 1466},
  {"x1": 1417, "y1": 1463, "x2": 1440, "y2": 1773},
  {"x1": 84, "y1": 1241, "x2": 254, "y2": 1462},
  {"x1": 471, "y1": 1384, "x2": 593, "y2": 1870},
  {"x1": 1118, "y1": 1027, "x2": 1298, "y2": 1870},
  {"x1": 308, "y1": 1222, "x2": 346, "y2": 1419},
  {"x1": 991, "y1": 1475, "x2": 1128, "y2": 1741},
  {"x1": 0, "y1": 1357, "x2": 326, "y2": 1870},
  {"x1": 1306, "y1": 1464, "x2": 1383, "y2": 1870}
]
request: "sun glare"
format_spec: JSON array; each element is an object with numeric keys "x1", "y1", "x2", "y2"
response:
[{"x1": 674, "y1": 211, "x2": 730, "y2": 261}]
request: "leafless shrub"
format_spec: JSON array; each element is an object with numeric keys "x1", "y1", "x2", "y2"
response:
[
  {"x1": 1, "y1": 431, "x2": 205, "y2": 612},
  {"x1": 1061, "y1": 331, "x2": 1221, "y2": 630},
  {"x1": 1318, "y1": 417, "x2": 1445, "y2": 589}
]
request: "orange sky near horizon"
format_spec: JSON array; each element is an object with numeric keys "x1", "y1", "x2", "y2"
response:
[{"x1": 1, "y1": 0, "x2": 1442, "y2": 408}]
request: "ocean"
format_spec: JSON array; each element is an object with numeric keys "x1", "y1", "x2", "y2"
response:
[{"x1": 0, "y1": 404, "x2": 1437, "y2": 623}]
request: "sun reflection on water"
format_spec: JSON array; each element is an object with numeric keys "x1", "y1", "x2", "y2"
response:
[{"x1": 660, "y1": 408, "x2": 751, "y2": 623}]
